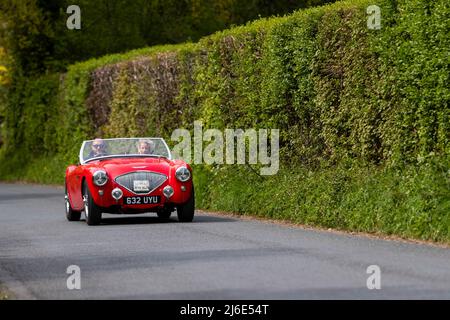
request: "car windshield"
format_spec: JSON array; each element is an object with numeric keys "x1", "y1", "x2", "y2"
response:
[{"x1": 80, "y1": 138, "x2": 171, "y2": 164}]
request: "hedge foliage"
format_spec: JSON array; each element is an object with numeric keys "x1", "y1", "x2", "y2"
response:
[
  {"x1": 0, "y1": 0, "x2": 339, "y2": 76},
  {"x1": 1, "y1": 0, "x2": 449, "y2": 241}
]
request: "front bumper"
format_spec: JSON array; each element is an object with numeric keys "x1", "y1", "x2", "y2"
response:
[{"x1": 88, "y1": 179, "x2": 192, "y2": 212}]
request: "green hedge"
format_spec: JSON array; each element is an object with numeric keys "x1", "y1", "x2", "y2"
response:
[{"x1": 1, "y1": 0, "x2": 449, "y2": 241}]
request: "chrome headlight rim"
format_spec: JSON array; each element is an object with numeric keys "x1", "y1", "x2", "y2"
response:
[
  {"x1": 175, "y1": 166, "x2": 191, "y2": 182},
  {"x1": 92, "y1": 170, "x2": 108, "y2": 186}
]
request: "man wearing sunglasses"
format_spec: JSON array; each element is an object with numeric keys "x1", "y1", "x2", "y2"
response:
[{"x1": 87, "y1": 138, "x2": 108, "y2": 159}]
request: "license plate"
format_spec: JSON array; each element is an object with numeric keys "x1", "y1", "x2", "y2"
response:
[
  {"x1": 133, "y1": 180, "x2": 150, "y2": 192},
  {"x1": 124, "y1": 196, "x2": 160, "y2": 205}
]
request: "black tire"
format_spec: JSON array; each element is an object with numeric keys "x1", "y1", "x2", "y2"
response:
[
  {"x1": 177, "y1": 186, "x2": 195, "y2": 222},
  {"x1": 157, "y1": 209, "x2": 172, "y2": 220},
  {"x1": 83, "y1": 181, "x2": 102, "y2": 226},
  {"x1": 65, "y1": 184, "x2": 81, "y2": 221}
]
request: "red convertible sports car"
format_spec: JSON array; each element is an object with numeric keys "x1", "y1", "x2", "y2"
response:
[{"x1": 65, "y1": 137, "x2": 194, "y2": 225}]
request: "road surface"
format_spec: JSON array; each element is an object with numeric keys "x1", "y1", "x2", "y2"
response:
[{"x1": 0, "y1": 183, "x2": 449, "y2": 299}]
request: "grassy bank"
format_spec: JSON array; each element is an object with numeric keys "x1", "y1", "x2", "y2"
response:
[
  {"x1": 194, "y1": 160, "x2": 450, "y2": 243},
  {"x1": 0, "y1": 283, "x2": 13, "y2": 300}
]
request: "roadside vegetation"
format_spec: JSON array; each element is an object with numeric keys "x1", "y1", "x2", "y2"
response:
[
  {"x1": 0, "y1": 0, "x2": 449, "y2": 242},
  {"x1": 0, "y1": 283, "x2": 12, "y2": 300}
]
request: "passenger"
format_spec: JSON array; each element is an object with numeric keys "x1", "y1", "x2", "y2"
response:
[{"x1": 137, "y1": 139, "x2": 155, "y2": 155}]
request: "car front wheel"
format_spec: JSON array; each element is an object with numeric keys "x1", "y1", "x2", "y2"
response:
[
  {"x1": 65, "y1": 184, "x2": 81, "y2": 221},
  {"x1": 176, "y1": 187, "x2": 195, "y2": 222},
  {"x1": 157, "y1": 209, "x2": 172, "y2": 220},
  {"x1": 83, "y1": 181, "x2": 102, "y2": 226}
]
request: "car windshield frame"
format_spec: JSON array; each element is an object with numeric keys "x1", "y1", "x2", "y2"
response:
[{"x1": 79, "y1": 137, "x2": 172, "y2": 164}]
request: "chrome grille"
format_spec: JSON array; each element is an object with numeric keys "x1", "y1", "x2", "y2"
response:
[{"x1": 114, "y1": 171, "x2": 167, "y2": 195}]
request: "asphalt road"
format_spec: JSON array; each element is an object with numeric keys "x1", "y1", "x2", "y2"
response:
[{"x1": 0, "y1": 183, "x2": 449, "y2": 299}]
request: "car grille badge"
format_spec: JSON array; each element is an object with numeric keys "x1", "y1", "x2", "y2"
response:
[{"x1": 133, "y1": 180, "x2": 150, "y2": 192}]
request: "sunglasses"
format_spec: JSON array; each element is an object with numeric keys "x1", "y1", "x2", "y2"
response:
[{"x1": 92, "y1": 144, "x2": 105, "y2": 148}]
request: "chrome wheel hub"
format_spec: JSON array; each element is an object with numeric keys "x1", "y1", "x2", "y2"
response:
[
  {"x1": 65, "y1": 195, "x2": 70, "y2": 214},
  {"x1": 83, "y1": 194, "x2": 89, "y2": 217}
]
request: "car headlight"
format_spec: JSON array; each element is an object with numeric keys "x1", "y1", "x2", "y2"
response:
[
  {"x1": 92, "y1": 170, "x2": 108, "y2": 186},
  {"x1": 175, "y1": 166, "x2": 191, "y2": 182}
]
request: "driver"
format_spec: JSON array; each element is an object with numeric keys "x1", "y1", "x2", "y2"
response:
[
  {"x1": 88, "y1": 138, "x2": 108, "y2": 159},
  {"x1": 137, "y1": 139, "x2": 155, "y2": 155}
]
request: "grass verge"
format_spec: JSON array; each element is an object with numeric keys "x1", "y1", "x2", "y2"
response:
[
  {"x1": 193, "y1": 158, "x2": 450, "y2": 244},
  {"x1": 0, "y1": 283, "x2": 13, "y2": 300}
]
